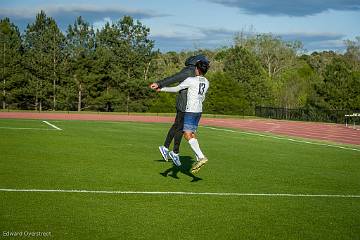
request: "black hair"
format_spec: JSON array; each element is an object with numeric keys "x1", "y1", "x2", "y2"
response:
[{"x1": 195, "y1": 60, "x2": 210, "y2": 75}]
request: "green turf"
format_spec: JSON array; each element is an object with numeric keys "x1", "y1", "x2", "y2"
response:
[{"x1": 0, "y1": 119, "x2": 359, "y2": 239}]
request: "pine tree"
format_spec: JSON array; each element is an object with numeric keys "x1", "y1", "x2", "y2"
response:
[
  {"x1": 0, "y1": 18, "x2": 22, "y2": 109},
  {"x1": 96, "y1": 16, "x2": 155, "y2": 112},
  {"x1": 65, "y1": 16, "x2": 96, "y2": 111},
  {"x1": 23, "y1": 11, "x2": 64, "y2": 111}
]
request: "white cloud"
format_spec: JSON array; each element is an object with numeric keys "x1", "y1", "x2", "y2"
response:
[
  {"x1": 0, "y1": 4, "x2": 167, "y2": 25},
  {"x1": 92, "y1": 17, "x2": 112, "y2": 31},
  {"x1": 208, "y1": 0, "x2": 360, "y2": 16}
]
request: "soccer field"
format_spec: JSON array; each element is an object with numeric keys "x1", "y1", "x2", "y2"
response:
[{"x1": 0, "y1": 119, "x2": 359, "y2": 239}]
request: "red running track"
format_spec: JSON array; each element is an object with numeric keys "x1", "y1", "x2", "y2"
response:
[{"x1": 0, "y1": 112, "x2": 359, "y2": 146}]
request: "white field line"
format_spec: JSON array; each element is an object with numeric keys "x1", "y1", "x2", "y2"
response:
[
  {"x1": 0, "y1": 188, "x2": 359, "y2": 198},
  {"x1": 202, "y1": 126, "x2": 360, "y2": 152},
  {"x1": 0, "y1": 127, "x2": 57, "y2": 131},
  {"x1": 42, "y1": 121, "x2": 62, "y2": 130}
]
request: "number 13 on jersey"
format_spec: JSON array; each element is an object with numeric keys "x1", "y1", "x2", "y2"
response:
[{"x1": 198, "y1": 83, "x2": 206, "y2": 95}]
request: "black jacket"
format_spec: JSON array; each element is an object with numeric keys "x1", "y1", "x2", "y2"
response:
[{"x1": 156, "y1": 65, "x2": 196, "y2": 112}]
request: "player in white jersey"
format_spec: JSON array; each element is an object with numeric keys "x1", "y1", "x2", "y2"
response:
[{"x1": 157, "y1": 60, "x2": 210, "y2": 173}]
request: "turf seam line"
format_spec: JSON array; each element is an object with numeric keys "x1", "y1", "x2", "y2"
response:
[
  {"x1": 202, "y1": 126, "x2": 360, "y2": 152},
  {"x1": 42, "y1": 121, "x2": 62, "y2": 130},
  {"x1": 0, "y1": 189, "x2": 359, "y2": 198}
]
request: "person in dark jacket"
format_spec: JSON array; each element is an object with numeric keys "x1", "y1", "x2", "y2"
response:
[{"x1": 149, "y1": 54, "x2": 210, "y2": 166}]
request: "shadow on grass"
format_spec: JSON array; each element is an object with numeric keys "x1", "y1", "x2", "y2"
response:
[{"x1": 156, "y1": 156, "x2": 203, "y2": 182}]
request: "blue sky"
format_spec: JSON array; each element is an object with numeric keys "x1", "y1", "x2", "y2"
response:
[{"x1": 1, "y1": 0, "x2": 359, "y2": 52}]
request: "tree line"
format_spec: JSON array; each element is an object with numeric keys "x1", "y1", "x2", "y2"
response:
[{"x1": 1, "y1": 11, "x2": 359, "y2": 115}]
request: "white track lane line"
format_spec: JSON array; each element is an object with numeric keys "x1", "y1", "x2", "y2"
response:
[
  {"x1": 0, "y1": 188, "x2": 359, "y2": 198},
  {"x1": 42, "y1": 121, "x2": 62, "y2": 130},
  {"x1": 202, "y1": 126, "x2": 360, "y2": 152}
]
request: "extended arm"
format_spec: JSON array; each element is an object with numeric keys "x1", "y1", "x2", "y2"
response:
[
  {"x1": 156, "y1": 66, "x2": 195, "y2": 88},
  {"x1": 160, "y1": 85, "x2": 186, "y2": 93},
  {"x1": 159, "y1": 78, "x2": 191, "y2": 93}
]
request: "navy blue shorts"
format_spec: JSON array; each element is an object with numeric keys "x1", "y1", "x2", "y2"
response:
[{"x1": 183, "y1": 112, "x2": 202, "y2": 132}]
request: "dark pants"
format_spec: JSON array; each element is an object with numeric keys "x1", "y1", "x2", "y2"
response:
[{"x1": 164, "y1": 111, "x2": 185, "y2": 154}]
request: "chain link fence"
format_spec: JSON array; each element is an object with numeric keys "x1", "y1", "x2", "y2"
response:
[{"x1": 255, "y1": 106, "x2": 360, "y2": 124}]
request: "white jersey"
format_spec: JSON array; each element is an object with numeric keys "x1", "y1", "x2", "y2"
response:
[{"x1": 161, "y1": 76, "x2": 209, "y2": 113}]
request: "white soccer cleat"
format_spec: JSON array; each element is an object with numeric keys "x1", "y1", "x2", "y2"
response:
[
  {"x1": 169, "y1": 151, "x2": 181, "y2": 167},
  {"x1": 159, "y1": 146, "x2": 170, "y2": 161},
  {"x1": 191, "y1": 157, "x2": 208, "y2": 173}
]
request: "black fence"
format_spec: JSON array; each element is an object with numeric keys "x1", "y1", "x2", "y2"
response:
[{"x1": 255, "y1": 106, "x2": 360, "y2": 124}]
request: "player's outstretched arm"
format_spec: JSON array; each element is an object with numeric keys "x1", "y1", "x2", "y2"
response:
[
  {"x1": 159, "y1": 78, "x2": 191, "y2": 93},
  {"x1": 160, "y1": 86, "x2": 183, "y2": 93},
  {"x1": 156, "y1": 66, "x2": 195, "y2": 88}
]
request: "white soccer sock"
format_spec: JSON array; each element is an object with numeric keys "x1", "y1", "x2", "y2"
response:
[{"x1": 188, "y1": 138, "x2": 205, "y2": 159}]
